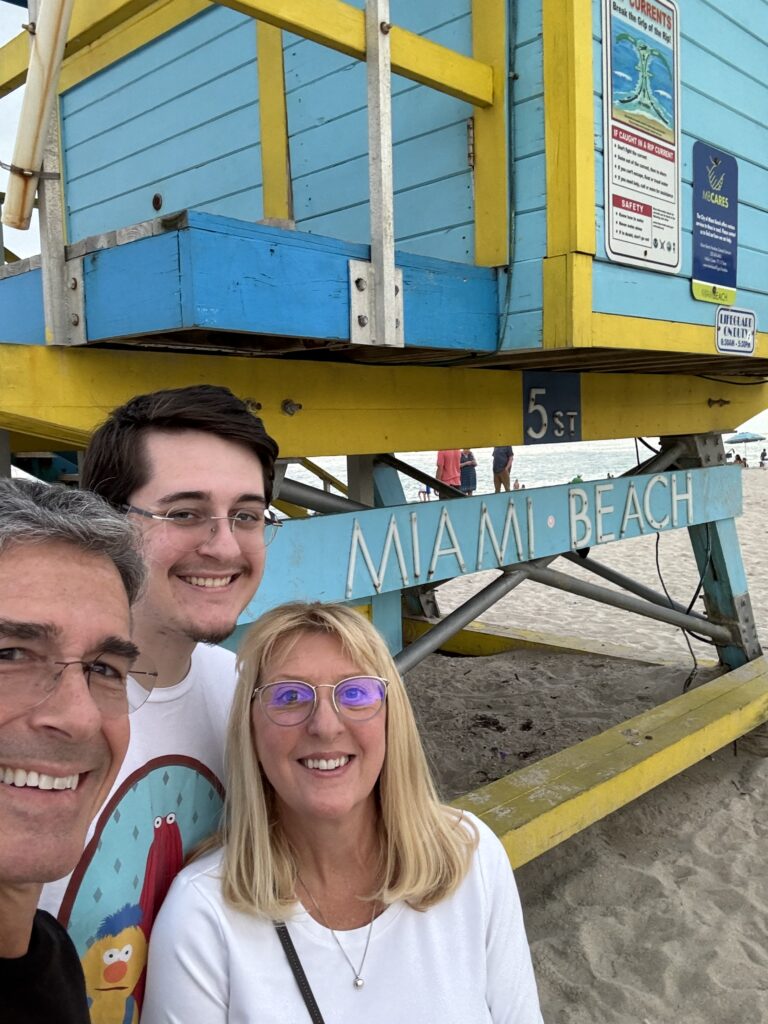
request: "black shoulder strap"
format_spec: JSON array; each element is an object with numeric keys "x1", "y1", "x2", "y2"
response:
[{"x1": 274, "y1": 921, "x2": 327, "y2": 1024}]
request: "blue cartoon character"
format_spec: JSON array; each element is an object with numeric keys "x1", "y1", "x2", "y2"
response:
[{"x1": 81, "y1": 904, "x2": 147, "y2": 1024}]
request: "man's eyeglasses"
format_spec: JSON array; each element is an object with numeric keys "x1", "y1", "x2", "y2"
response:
[
  {"x1": 124, "y1": 505, "x2": 282, "y2": 549},
  {"x1": 0, "y1": 648, "x2": 158, "y2": 718},
  {"x1": 252, "y1": 676, "x2": 388, "y2": 727}
]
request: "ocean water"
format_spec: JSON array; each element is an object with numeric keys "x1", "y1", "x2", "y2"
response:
[{"x1": 283, "y1": 437, "x2": 767, "y2": 505}]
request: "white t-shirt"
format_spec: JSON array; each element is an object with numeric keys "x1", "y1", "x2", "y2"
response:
[
  {"x1": 39, "y1": 643, "x2": 237, "y2": 1020},
  {"x1": 142, "y1": 814, "x2": 544, "y2": 1024}
]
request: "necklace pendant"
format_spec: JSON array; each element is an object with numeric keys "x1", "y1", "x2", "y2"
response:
[{"x1": 354, "y1": 977, "x2": 364, "y2": 990}]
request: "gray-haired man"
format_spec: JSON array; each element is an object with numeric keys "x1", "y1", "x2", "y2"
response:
[{"x1": 0, "y1": 479, "x2": 150, "y2": 1024}]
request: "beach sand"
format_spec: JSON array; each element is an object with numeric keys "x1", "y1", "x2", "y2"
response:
[{"x1": 405, "y1": 468, "x2": 768, "y2": 1023}]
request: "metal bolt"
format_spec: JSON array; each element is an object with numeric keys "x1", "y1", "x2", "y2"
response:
[
  {"x1": 70, "y1": 313, "x2": 80, "y2": 326},
  {"x1": 358, "y1": 314, "x2": 369, "y2": 327},
  {"x1": 68, "y1": 278, "x2": 78, "y2": 290},
  {"x1": 281, "y1": 399, "x2": 303, "y2": 416},
  {"x1": 355, "y1": 277, "x2": 367, "y2": 291},
  {"x1": 380, "y1": 21, "x2": 391, "y2": 33},
  {"x1": 152, "y1": 193, "x2": 163, "y2": 211}
]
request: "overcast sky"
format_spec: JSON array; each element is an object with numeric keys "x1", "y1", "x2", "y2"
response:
[{"x1": 1, "y1": 4, "x2": 40, "y2": 257}]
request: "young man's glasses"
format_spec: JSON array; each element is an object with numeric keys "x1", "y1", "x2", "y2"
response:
[
  {"x1": 252, "y1": 677, "x2": 388, "y2": 727},
  {"x1": 124, "y1": 505, "x2": 282, "y2": 549},
  {"x1": 0, "y1": 648, "x2": 158, "y2": 718}
]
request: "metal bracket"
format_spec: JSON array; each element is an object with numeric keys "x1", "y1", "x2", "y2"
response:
[
  {"x1": 349, "y1": 259, "x2": 404, "y2": 346},
  {"x1": 64, "y1": 256, "x2": 86, "y2": 345}
]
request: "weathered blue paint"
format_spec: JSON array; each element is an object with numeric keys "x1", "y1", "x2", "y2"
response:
[
  {"x1": 0, "y1": 268, "x2": 45, "y2": 346},
  {"x1": 284, "y1": 2, "x2": 475, "y2": 264},
  {"x1": 498, "y1": 3, "x2": 546, "y2": 350},
  {"x1": 688, "y1": 517, "x2": 752, "y2": 669},
  {"x1": 61, "y1": 6, "x2": 263, "y2": 242},
  {"x1": 78, "y1": 212, "x2": 497, "y2": 349},
  {"x1": 238, "y1": 466, "x2": 741, "y2": 623}
]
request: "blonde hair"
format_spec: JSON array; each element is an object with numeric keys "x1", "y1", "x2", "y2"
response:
[{"x1": 219, "y1": 601, "x2": 477, "y2": 919}]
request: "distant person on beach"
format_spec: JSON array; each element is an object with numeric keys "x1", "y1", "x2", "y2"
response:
[
  {"x1": 459, "y1": 448, "x2": 477, "y2": 495},
  {"x1": 492, "y1": 446, "x2": 514, "y2": 492},
  {"x1": 436, "y1": 449, "x2": 462, "y2": 489},
  {"x1": 734, "y1": 455, "x2": 743, "y2": 467},
  {"x1": 760, "y1": 449, "x2": 767, "y2": 469},
  {"x1": 143, "y1": 603, "x2": 544, "y2": 1024},
  {"x1": 513, "y1": 478, "x2": 521, "y2": 491},
  {"x1": 418, "y1": 485, "x2": 433, "y2": 501}
]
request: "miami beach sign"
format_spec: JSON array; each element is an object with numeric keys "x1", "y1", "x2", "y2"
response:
[
  {"x1": 602, "y1": 0, "x2": 681, "y2": 273},
  {"x1": 244, "y1": 467, "x2": 741, "y2": 613}
]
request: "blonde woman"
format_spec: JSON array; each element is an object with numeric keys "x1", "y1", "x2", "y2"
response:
[{"x1": 143, "y1": 603, "x2": 543, "y2": 1024}]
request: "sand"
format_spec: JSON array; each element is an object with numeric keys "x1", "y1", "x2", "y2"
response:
[{"x1": 405, "y1": 468, "x2": 768, "y2": 1023}]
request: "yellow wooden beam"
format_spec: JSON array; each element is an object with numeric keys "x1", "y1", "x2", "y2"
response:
[
  {"x1": 455, "y1": 656, "x2": 768, "y2": 867},
  {"x1": 0, "y1": 346, "x2": 765, "y2": 454},
  {"x1": 256, "y1": 22, "x2": 292, "y2": 222},
  {"x1": 2, "y1": 0, "x2": 492, "y2": 106},
  {"x1": 216, "y1": 0, "x2": 493, "y2": 107},
  {"x1": 59, "y1": 0, "x2": 211, "y2": 94},
  {"x1": 0, "y1": 0, "x2": 167, "y2": 97},
  {"x1": 402, "y1": 617, "x2": 711, "y2": 668},
  {"x1": 471, "y1": 0, "x2": 508, "y2": 266},
  {"x1": 298, "y1": 457, "x2": 348, "y2": 495},
  {"x1": 592, "y1": 311, "x2": 768, "y2": 358},
  {"x1": 542, "y1": 0, "x2": 595, "y2": 257},
  {"x1": 542, "y1": 252, "x2": 592, "y2": 348}
]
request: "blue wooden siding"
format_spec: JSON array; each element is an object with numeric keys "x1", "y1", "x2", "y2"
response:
[
  {"x1": 0, "y1": 267, "x2": 45, "y2": 345},
  {"x1": 283, "y1": 0, "x2": 475, "y2": 264},
  {"x1": 499, "y1": 0, "x2": 546, "y2": 350},
  {"x1": 61, "y1": 7, "x2": 263, "y2": 242},
  {"x1": 591, "y1": 0, "x2": 768, "y2": 329}
]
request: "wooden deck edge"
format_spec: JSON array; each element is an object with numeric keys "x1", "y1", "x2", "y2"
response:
[
  {"x1": 453, "y1": 656, "x2": 768, "y2": 868},
  {"x1": 402, "y1": 616, "x2": 714, "y2": 668}
]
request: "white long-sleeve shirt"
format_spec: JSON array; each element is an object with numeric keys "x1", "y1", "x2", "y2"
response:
[{"x1": 142, "y1": 813, "x2": 544, "y2": 1024}]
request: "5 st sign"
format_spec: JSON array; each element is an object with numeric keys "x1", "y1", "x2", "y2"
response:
[{"x1": 523, "y1": 372, "x2": 582, "y2": 444}]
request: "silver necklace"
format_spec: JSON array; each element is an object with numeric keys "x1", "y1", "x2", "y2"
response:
[{"x1": 298, "y1": 876, "x2": 376, "y2": 990}]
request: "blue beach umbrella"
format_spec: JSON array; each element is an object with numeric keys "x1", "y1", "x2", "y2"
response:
[
  {"x1": 725, "y1": 431, "x2": 765, "y2": 461},
  {"x1": 726, "y1": 431, "x2": 765, "y2": 445}
]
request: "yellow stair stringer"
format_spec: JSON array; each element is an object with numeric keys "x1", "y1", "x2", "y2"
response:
[{"x1": 454, "y1": 656, "x2": 768, "y2": 868}]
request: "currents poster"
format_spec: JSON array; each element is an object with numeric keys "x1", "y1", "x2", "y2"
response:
[{"x1": 602, "y1": 0, "x2": 681, "y2": 273}]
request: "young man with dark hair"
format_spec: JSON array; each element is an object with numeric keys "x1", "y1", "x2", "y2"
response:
[
  {"x1": 40, "y1": 385, "x2": 279, "y2": 1017},
  {"x1": 0, "y1": 479, "x2": 148, "y2": 1023}
]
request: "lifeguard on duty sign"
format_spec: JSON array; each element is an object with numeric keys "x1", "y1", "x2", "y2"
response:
[{"x1": 715, "y1": 307, "x2": 756, "y2": 356}]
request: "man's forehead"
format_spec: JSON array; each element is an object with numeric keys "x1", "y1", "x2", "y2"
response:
[{"x1": 136, "y1": 431, "x2": 266, "y2": 503}]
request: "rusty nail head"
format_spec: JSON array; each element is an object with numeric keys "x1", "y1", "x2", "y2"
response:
[
  {"x1": 355, "y1": 277, "x2": 367, "y2": 291},
  {"x1": 395, "y1": 284, "x2": 399, "y2": 295},
  {"x1": 70, "y1": 313, "x2": 80, "y2": 326},
  {"x1": 152, "y1": 193, "x2": 163, "y2": 211},
  {"x1": 68, "y1": 278, "x2": 78, "y2": 290},
  {"x1": 358, "y1": 315, "x2": 369, "y2": 327},
  {"x1": 380, "y1": 21, "x2": 391, "y2": 33},
  {"x1": 395, "y1": 318, "x2": 400, "y2": 328}
]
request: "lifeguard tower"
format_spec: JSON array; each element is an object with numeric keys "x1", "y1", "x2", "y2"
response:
[{"x1": 1, "y1": 0, "x2": 767, "y2": 866}]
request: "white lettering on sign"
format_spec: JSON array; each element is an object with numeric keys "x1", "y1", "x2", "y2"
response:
[
  {"x1": 428, "y1": 506, "x2": 466, "y2": 579},
  {"x1": 568, "y1": 474, "x2": 695, "y2": 550},
  {"x1": 476, "y1": 501, "x2": 525, "y2": 567},
  {"x1": 345, "y1": 472, "x2": 700, "y2": 599},
  {"x1": 569, "y1": 488, "x2": 592, "y2": 547},
  {"x1": 619, "y1": 482, "x2": 645, "y2": 536},
  {"x1": 716, "y1": 307, "x2": 756, "y2": 356},
  {"x1": 346, "y1": 515, "x2": 410, "y2": 597}
]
